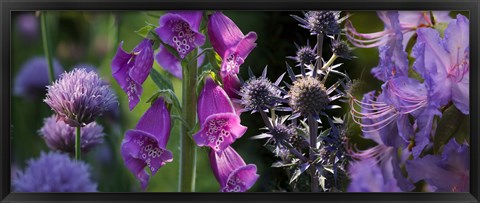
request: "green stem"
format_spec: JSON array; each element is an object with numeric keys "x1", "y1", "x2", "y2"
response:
[
  {"x1": 321, "y1": 54, "x2": 338, "y2": 84},
  {"x1": 40, "y1": 12, "x2": 55, "y2": 83},
  {"x1": 179, "y1": 49, "x2": 198, "y2": 192},
  {"x1": 75, "y1": 126, "x2": 81, "y2": 160}
]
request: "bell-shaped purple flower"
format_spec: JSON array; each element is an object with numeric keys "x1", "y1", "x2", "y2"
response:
[
  {"x1": 121, "y1": 98, "x2": 173, "y2": 190},
  {"x1": 14, "y1": 56, "x2": 63, "y2": 100},
  {"x1": 39, "y1": 115, "x2": 104, "y2": 154},
  {"x1": 44, "y1": 68, "x2": 117, "y2": 127},
  {"x1": 347, "y1": 11, "x2": 452, "y2": 49},
  {"x1": 155, "y1": 46, "x2": 205, "y2": 79},
  {"x1": 209, "y1": 146, "x2": 259, "y2": 192},
  {"x1": 155, "y1": 11, "x2": 205, "y2": 58},
  {"x1": 413, "y1": 14, "x2": 469, "y2": 115},
  {"x1": 193, "y1": 78, "x2": 247, "y2": 152},
  {"x1": 406, "y1": 139, "x2": 469, "y2": 192},
  {"x1": 13, "y1": 151, "x2": 97, "y2": 192},
  {"x1": 112, "y1": 39, "x2": 154, "y2": 110},
  {"x1": 207, "y1": 12, "x2": 257, "y2": 100}
]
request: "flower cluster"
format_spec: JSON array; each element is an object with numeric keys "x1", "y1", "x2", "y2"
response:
[
  {"x1": 13, "y1": 151, "x2": 97, "y2": 192},
  {"x1": 347, "y1": 11, "x2": 469, "y2": 192},
  {"x1": 240, "y1": 11, "x2": 351, "y2": 192}
]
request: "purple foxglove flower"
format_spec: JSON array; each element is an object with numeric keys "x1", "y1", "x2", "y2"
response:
[
  {"x1": 155, "y1": 46, "x2": 205, "y2": 79},
  {"x1": 406, "y1": 139, "x2": 469, "y2": 192},
  {"x1": 209, "y1": 146, "x2": 259, "y2": 192},
  {"x1": 44, "y1": 68, "x2": 117, "y2": 127},
  {"x1": 121, "y1": 98, "x2": 173, "y2": 190},
  {"x1": 13, "y1": 151, "x2": 97, "y2": 192},
  {"x1": 39, "y1": 115, "x2": 104, "y2": 154},
  {"x1": 14, "y1": 56, "x2": 63, "y2": 100},
  {"x1": 207, "y1": 12, "x2": 257, "y2": 95},
  {"x1": 112, "y1": 39, "x2": 154, "y2": 110},
  {"x1": 413, "y1": 14, "x2": 469, "y2": 114},
  {"x1": 155, "y1": 11, "x2": 205, "y2": 59},
  {"x1": 347, "y1": 11, "x2": 452, "y2": 49},
  {"x1": 193, "y1": 78, "x2": 247, "y2": 152},
  {"x1": 15, "y1": 12, "x2": 39, "y2": 40}
]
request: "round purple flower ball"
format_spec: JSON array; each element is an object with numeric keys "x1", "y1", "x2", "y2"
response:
[
  {"x1": 14, "y1": 56, "x2": 63, "y2": 100},
  {"x1": 39, "y1": 115, "x2": 105, "y2": 154},
  {"x1": 13, "y1": 151, "x2": 97, "y2": 192},
  {"x1": 15, "y1": 12, "x2": 39, "y2": 40},
  {"x1": 44, "y1": 67, "x2": 118, "y2": 127}
]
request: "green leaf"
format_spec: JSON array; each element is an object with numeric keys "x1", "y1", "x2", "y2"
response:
[
  {"x1": 150, "y1": 68, "x2": 174, "y2": 91},
  {"x1": 135, "y1": 25, "x2": 155, "y2": 38},
  {"x1": 433, "y1": 105, "x2": 469, "y2": 153},
  {"x1": 434, "y1": 22, "x2": 449, "y2": 38},
  {"x1": 147, "y1": 89, "x2": 181, "y2": 111}
]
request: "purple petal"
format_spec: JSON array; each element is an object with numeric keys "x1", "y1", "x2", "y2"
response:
[
  {"x1": 411, "y1": 107, "x2": 440, "y2": 158},
  {"x1": 209, "y1": 146, "x2": 259, "y2": 191},
  {"x1": 451, "y1": 73, "x2": 469, "y2": 114},
  {"x1": 444, "y1": 14, "x2": 469, "y2": 64},
  {"x1": 130, "y1": 39, "x2": 154, "y2": 85},
  {"x1": 413, "y1": 28, "x2": 452, "y2": 107},
  {"x1": 121, "y1": 130, "x2": 173, "y2": 190},
  {"x1": 155, "y1": 44, "x2": 182, "y2": 78},
  {"x1": 111, "y1": 42, "x2": 144, "y2": 110},
  {"x1": 222, "y1": 164, "x2": 259, "y2": 192},
  {"x1": 221, "y1": 74, "x2": 243, "y2": 114},
  {"x1": 155, "y1": 11, "x2": 205, "y2": 59},
  {"x1": 193, "y1": 113, "x2": 247, "y2": 152},
  {"x1": 347, "y1": 158, "x2": 402, "y2": 192},
  {"x1": 197, "y1": 78, "x2": 236, "y2": 124},
  {"x1": 135, "y1": 98, "x2": 171, "y2": 147},
  {"x1": 406, "y1": 139, "x2": 469, "y2": 192},
  {"x1": 208, "y1": 12, "x2": 257, "y2": 76}
]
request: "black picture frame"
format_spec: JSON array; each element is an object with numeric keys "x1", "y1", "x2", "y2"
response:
[{"x1": 1, "y1": 0, "x2": 478, "y2": 202}]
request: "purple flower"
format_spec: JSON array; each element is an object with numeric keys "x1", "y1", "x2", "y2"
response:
[
  {"x1": 15, "y1": 12, "x2": 39, "y2": 40},
  {"x1": 44, "y1": 68, "x2": 117, "y2": 127},
  {"x1": 347, "y1": 11, "x2": 452, "y2": 49},
  {"x1": 14, "y1": 56, "x2": 63, "y2": 100},
  {"x1": 39, "y1": 115, "x2": 104, "y2": 154},
  {"x1": 155, "y1": 11, "x2": 205, "y2": 58},
  {"x1": 209, "y1": 146, "x2": 259, "y2": 192},
  {"x1": 121, "y1": 98, "x2": 173, "y2": 190},
  {"x1": 406, "y1": 139, "x2": 469, "y2": 192},
  {"x1": 347, "y1": 157, "x2": 401, "y2": 192},
  {"x1": 112, "y1": 39, "x2": 154, "y2": 110},
  {"x1": 13, "y1": 151, "x2": 97, "y2": 192},
  {"x1": 413, "y1": 14, "x2": 469, "y2": 115},
  {"x1": 155, "y1": 46, "x2": 205, "y2": 79},
  {"x1": 193, "y1": 78, "x2": 247, "y2": 153},
  {"x1": 207, "y1": 12, "x2": 257, "y2": 100}
]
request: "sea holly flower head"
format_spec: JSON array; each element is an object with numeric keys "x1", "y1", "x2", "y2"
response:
[
  {"x1": 121, "y1": 98, "x2": 173, "y2": 190},
  {"x1": 237, "y1": 67, "x2": 285, "y2": 113},
  {"x1": 14, "y1": 56, "x2": 63, "y2": 100},
  {"x1": 288, "y1": 76, "x2": 330, "y2": 117},
  {"x1": 44, "y1": 67, "x2": 117, "y2": 127},
  {"x1": 208, "y1": 11, "x2": 257, "y2": 78},
  {"x1": 155, "y1": 11, "x2": 205, "y2": 59},
  {"x1": 209, "y1": 146, "x2": 259, "y2": 192},
  {"x1": 331, "y1": 39, "x2": 353, "y2": 60},
  {"x1": 13, "y1": 151, "x2": 97, "y2": 192},
  {"x1": 406, "y1": 139, "x2": 469, "y2": 192},
  {"x1": 287, "y1": 40, "x2": 318, "y2": 66},
  {"x1": 346, "y1": 11, "x2": 453, "y2": 49},
  {"x1": 194, "y1": 78, "x2": 247, "y2": 152},
  {"x1": 112, "y1": 39, "x2": 154, "y2": 110},
  {"x1": 292, "y1": 11, "x2": 342, "y2": 35},
  {"x1": 413, "y1": 14, "x2": 469, "y2": 114},
  {"x1": 39, "y1": 115, "x2": 104, "y2": 154}
]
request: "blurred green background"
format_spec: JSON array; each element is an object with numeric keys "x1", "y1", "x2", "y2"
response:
[{"x1": 10, "y1": 10, "x2": 468, "y2": 192}]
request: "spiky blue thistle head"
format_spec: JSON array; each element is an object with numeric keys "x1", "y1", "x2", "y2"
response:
[
  {"x1": 288, "y1": 76, "x2": 330, "y2": 116},
  {"x1": 293, "y1": 11, "x2": 341, "y2": 35},
  {"x1": 331, "y1": 39, "x2": 352, "y2": 59},
  {"x1": 44, "y1": 67, "x2": 118, "y2": 127},
  {"x1": 238, "y1": 68, "x2": 284, "y2": 112}
]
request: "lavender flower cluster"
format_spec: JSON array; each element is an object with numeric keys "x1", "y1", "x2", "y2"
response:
[
  {"x1": 13, "y1": 53, "x2": 118, "y2": 191},
  {"x1": 346, "y1": 11, "x2": 469, "y2": 192}
]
